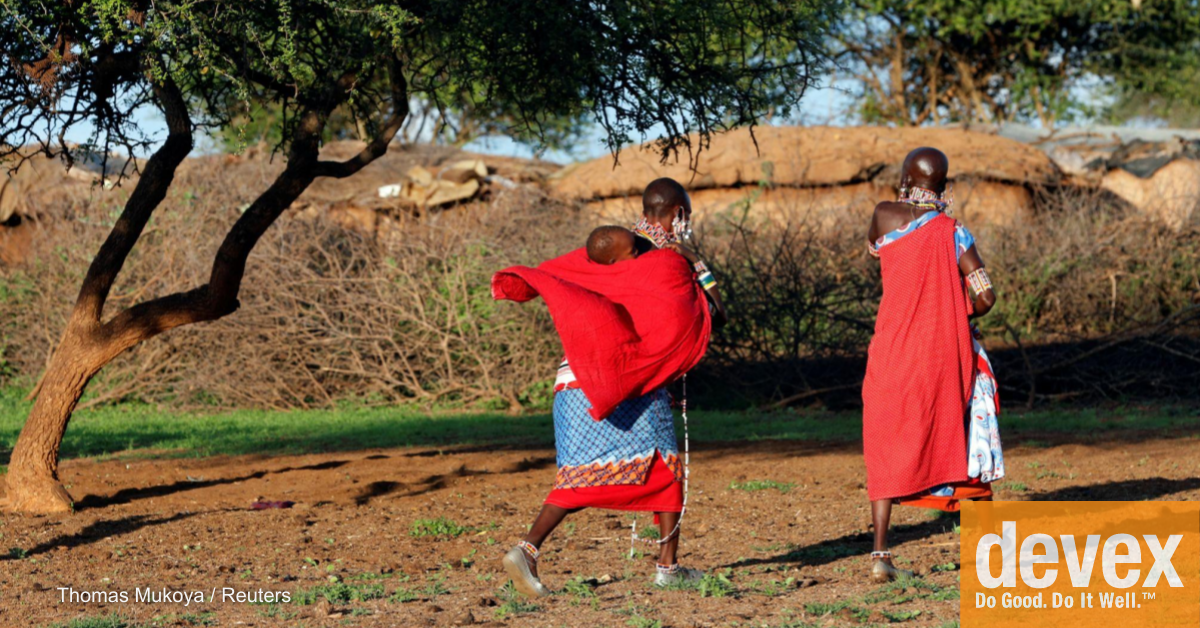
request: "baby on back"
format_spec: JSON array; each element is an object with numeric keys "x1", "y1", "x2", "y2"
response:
[{"x1": 586, "y1": 226, "x2": 639, "y2": 265}]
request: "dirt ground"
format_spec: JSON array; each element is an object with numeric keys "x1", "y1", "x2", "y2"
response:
[{"x1": 3, "y1": 435, "x2": 1200, "y2": 627}]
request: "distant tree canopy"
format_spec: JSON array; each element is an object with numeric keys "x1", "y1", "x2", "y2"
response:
[
  {"x1": 198, "y1": 1, "x2": 1200, "y2": 155},
  {"x1": 0, "y1": 0, "x2": 835, "y2": 514},
  {"x1": 3, "y1": 0, "x2": 836, "y2": 167},
  {"x1": 217, "y1": 96, "x2": 591, "y2": 154},
  {"x1": 829, "y1": 0, "x2": 1200, "y2": 127}
]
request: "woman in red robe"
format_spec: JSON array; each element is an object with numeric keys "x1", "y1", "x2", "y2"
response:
[
  {"x1": 862, "y1": 148, "x2": 1002, "y2": 582},
  {"x1": 492, "y1": 179, "x2": 726, "y2": 597}
]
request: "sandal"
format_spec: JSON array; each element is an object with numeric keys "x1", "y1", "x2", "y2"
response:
[
  {"x1": 870, "y1": 550, "x2": 914, "y2": 583},
  {"x1": 502, "y1": 541, "x2": 552, "y2": 598}
]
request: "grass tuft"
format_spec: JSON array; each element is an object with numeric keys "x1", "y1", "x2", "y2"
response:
[
  {"x1": 49, "y1": 615, "x2": 141, "y2": 628},
  {"x1": 494, "y1": 581, "x2": 540, "y2": 618},
  {"x1": 410, "y1": 518, "x2": 470, "y2": 538},
  {"x1": 292, "y1": 582, "x2": 385, "y2": 605},
  {"x1": 728, "y1": 479, "x2": 795, "y2": 493}
]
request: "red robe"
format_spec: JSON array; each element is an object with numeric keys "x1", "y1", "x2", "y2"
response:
[
  {"x1": 862, "y1": 214, "x2": 975, "y2": 502},
  {"x1": 492, "y1": 248, "x2": 711, "y2": 420}
]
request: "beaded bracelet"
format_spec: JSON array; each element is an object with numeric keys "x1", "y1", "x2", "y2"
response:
[
  {"x1": 698, "y1": 271, "x2": 717, "y2": 290},
  {"x1": 693, "y1": 260, "x2": 710, "y2": 274},
  {"x1": 966, "y1": 268, "x2": 993, "y2": 298}
]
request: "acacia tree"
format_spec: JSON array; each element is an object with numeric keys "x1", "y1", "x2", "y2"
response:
[
  {"x1": 0, "y1": 0, "x2": 833, "y2": 513},
  {"x1": 831, "y1": 0, "x2": 1200, "y2": 126}
]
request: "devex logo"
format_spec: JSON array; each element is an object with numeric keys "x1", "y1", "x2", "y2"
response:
[{"x1": 976, "y1": 522, "x2": 1184, "y2": 589}]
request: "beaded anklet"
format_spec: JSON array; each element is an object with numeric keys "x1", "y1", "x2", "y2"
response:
[
  {"x1": 518, "y1": 540, "x2": 540, "y2": 562},
  {"x1": 656, "y1": 563, "x2": 679, "y2": 575},
  {"x1": 870, "y1": 550, "x2": 893, "y2": 559}
]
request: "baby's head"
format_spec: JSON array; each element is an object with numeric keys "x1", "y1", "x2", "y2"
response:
[{"x1": 586, "y1": 226, "x2": 639, "y2": 265}]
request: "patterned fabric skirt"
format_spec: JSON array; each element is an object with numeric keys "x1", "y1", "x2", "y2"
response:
[
  {"x1": 896, "y1": 341, "x2": 1004, "y2": 512},
  {"x1": 545, "y1": 452, "x2": 683, "y2": 513},
  {"x1": 896, "y1": 478, "x2": 992, "y2": 512},
  {"x1": 552, "y1": 387, "x2": 682, "y2": 489}
]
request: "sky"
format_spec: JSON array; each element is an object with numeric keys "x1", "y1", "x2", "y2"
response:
[
  {"x1": 64, "y1": 77, "x2": 1156, "y2": 167},
  {"x1": 460, "y1": 84, "x2": 857, "y2": 164},
  {"x1": 65, "y1": 83, "x2": 857, "y2": 166}
]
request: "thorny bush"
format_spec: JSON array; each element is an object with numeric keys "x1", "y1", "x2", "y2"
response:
[{"x1": 1, "y1": 181, "x2": 1197, "y2": 410}]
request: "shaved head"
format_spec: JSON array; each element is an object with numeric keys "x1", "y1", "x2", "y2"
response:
[
  {"x1": 642, "y1": 177, "x2": 690, "y2": 221},
  {"x1": 587, "y1": 225, "x2": 637, "y2": 265},
  {"x1": 900, "y1": 147, "x2": 949, "y2": 194}
]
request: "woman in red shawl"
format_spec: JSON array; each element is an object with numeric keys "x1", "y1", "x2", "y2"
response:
[
  {"x1": 494, "y1": 178, "x2": 727, "y2": 597},
  {"x1": 862, "y1": 148, "x2": 1003, "y2": 582}
]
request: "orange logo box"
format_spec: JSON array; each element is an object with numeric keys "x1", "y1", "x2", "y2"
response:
[{"x1": 961, "y1": 501, "x2": 1199, "y2": 628}]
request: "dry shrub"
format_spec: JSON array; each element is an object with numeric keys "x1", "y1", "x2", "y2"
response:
[
  {"x1": 1, "y1": 178, "x2": 1197, "y2": 411},
  {"x1": 1, "y1": 178, "x2": 580, "y2": 410},
  {"x1": 976, "y1": 186, "x2": 1200, "y2": 405},
  {"x1": 987, "y1": 185, "x2": 1198, "y2": 338},
  {"x1": 191, "y1": 192, "x2": 576, "y2": 410},
  {"x1": 685, "y1": 185, "x2": 1199, "y2": 408},
  {"x1": 687, "y1": 199, "x2": 879, "y2": 406}
]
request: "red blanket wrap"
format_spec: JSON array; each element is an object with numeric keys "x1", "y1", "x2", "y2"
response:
[
  {"x1": 492, "y1": 248, "x2": 711, "y2": 420},
  {"x1": 862, "y1": 214, "x2": 975, "y2": 501}
]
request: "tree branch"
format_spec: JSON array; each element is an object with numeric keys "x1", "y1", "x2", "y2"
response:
[
  {"x1": 313, "y1": 61, "x2": 409, "y2": 179},
  {"x1": 95, "y1": 59, "x2": 411, "y2": 356},
  {"x1": 99, "y1": 286, "x2": 219, "y2": 355},
  {"x1": 73, "y1": 73, "x2": 193, "y2": 324}
]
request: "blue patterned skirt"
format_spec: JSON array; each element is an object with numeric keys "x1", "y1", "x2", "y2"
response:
[{"x1": 552, "y1": 387, "x2": 681, "y2": 488}]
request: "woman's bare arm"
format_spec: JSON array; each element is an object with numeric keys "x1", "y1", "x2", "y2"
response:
[{"x1": 959, "y1": 245, "x2": 996, "y2": 317}]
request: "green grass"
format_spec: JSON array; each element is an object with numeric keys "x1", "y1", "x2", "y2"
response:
[
  {"x1": 148, "y1": 613, "x2": 215, "y2": 627},
  {"x1": 47, "y1": 615, "x2": 141, "y2": 628},
  {"x1": 657, "y1": 568, "x2": 738, "y2": 598},
  {"x1": 728, "y1": 479, "x2": 795, "y2": 493},
  {"x1": 1, "y1": 386, "x2": 1196, "y2": 465},
  {"x1": 561, "y1": 576, "x2": 598, "y2": 600},
  {"x1": 494, "y1": 582, "x2": 540, "y2": 619},
  {"x1": 804, "y1": 600, "x2": 871, "y2": 622},
  {"x1": 751, "y1": 577, "x2": 796, "y2": 596},
  {"x1": 292, "y1": 582, "x2": 386, "y2": 605},
  {"x1": 387, "y1": 587, "x2": 419, "y2": 603},
  {"x1": 409, "y1": 518, "x2": 470, "y2": 538},
  {"x1": 880, "y1": 609, "x2": 923, "y2": 622},
  {"x1": 626, "y1": 616, "x2": 664, "y2": 628}
]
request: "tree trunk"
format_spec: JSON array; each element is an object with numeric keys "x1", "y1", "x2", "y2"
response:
[
  {"x1": 3, "y1": 327, "x2": 102, "y2": 513},
  {"x1": 2, "y1": 62, "x2": 409, "y2": 515}
]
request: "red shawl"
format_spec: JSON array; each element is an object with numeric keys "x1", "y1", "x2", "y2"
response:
[
  {"x1": 862, "y1": 214, "x2": 975, "y2": 501},
  {"x1": 492, "y1": 248, "x2": 711, "y2": 420}
]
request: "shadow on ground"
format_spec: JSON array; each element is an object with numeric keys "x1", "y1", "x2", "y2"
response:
[
  {"x1": 725, "y1": 475, "x2": 1200, "y2": 572},
  {"x1": 0, "y1": 511, "x2": 207, "y2": 560},
  {"x1": 1031, "y1": 476, "x2": 1200, "y2": 501},
  {"x1": 69, "y1": 453, "x2": 558, "y2": 511}
]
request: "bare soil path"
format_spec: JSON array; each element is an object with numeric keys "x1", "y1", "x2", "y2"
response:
[{"x1": 3, "y1": 436, "x2": 1199, "y2": 627}]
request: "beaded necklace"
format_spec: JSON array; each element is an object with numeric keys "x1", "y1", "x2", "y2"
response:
[
  {"x1": 898, "y1": 185, "x2": 952, "y2": 213},
  {"x1": 632, "y1": 217, "x2": 675, "y2": 249}
]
